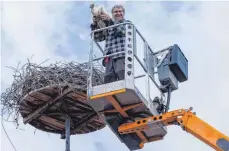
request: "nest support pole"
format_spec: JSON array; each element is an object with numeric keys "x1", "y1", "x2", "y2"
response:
[{"x1": 65, "y1": 115, "x2": 71, "y2": 151}]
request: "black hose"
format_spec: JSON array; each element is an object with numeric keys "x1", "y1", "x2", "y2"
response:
[{"x1": 165, "y1": 87, "x2": 171, "y2": 112}]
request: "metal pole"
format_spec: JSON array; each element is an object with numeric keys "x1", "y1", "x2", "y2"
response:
[
  {"x1": 65, "y1": 116, "x2": 70, "y2": 151},
  {"x1": 88, "y1": 32, "x2": 94, "y2": 97},
  {"x1": 134, "y1": 74, "x2": 146, "y2": 79},
  {"x1": 93, "y1": 51, "x2": 126, "y2": 61}
]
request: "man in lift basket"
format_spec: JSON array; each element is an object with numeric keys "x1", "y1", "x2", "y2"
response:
[{"x1": 90, "y1": 4, "x2": 132, "y2": 84}]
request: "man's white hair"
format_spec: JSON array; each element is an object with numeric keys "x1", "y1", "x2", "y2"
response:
[{"x1": 111, "y1": 4, "x2": 125, "y2": 13}]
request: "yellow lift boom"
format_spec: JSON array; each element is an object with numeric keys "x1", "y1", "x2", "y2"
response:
[{"x1": 118, "y1": 107, "x2": 229, "y2": 151}]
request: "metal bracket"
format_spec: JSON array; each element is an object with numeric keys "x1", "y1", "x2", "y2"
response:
[{"x1": 155, "y1": 49, "x2": 170, "y2": 68}]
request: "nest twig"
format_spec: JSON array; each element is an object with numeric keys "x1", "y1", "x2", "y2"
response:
[{"x1": 1, "y1": 59, "x2": 104, "y2": 127}]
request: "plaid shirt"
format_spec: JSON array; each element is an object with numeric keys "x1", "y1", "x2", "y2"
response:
[{"x1": 91, "y1": 19, "x2": 131, "y2": 59}]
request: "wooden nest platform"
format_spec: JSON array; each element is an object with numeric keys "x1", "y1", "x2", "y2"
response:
[{"x1": 19, "y1": 85, "x2": 106, "y2": 135}]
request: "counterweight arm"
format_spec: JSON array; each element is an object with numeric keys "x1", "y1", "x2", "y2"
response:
[{"x1": 118, "y1": 108, "x2": 229, "y2": 151}]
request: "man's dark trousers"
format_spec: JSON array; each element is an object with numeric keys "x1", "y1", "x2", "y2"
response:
[{"x1": 104, "y1": 57, "x2": 125, "y2": 83}]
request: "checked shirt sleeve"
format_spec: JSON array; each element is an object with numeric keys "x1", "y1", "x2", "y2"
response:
[
  {"x1": 90, "y1": 23, "x2": 106, "y2": 42},
  {"x1": 90, "y1": 19, "x2": 114, "y2": 42}
]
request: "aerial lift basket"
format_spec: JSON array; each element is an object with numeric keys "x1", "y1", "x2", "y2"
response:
[{"x1": 87, "y1": 22, "x2": 188, "y2": 150}]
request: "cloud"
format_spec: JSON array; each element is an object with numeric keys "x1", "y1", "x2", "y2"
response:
[
  {"x1": 1, "y1": 1, "x2": 90, "y2": 87},
  {"x1": 123, "y1": 1, "x2": 229, "y2": 151},
  {"x1": 101, "y1": 1, "x2": 229, "y2": 151},
  {"x1": 1, "y1": 1, "x2": 229, "y2": 151},
  {"x1": 1, "y1": 2, "x2": 93, "y2": 151}
]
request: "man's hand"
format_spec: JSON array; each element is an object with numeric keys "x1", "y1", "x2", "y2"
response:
[{"x1": 101, "y1": 14, "x2": 111, "y2": 21}]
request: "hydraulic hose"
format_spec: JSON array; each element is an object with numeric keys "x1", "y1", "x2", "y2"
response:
[{"x1": 165, "y1": 87, "x2": 171, "y2": 112}]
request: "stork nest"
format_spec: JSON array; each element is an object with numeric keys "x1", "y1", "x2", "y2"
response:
[{"x1": 1, "y1": 59, "x2": 105, "y2": 127}]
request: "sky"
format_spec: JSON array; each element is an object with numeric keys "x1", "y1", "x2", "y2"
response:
[{"x1": 1, "y1": 1, "x2": 229, "y2": 151}]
